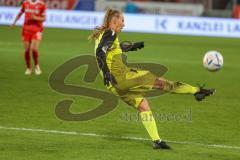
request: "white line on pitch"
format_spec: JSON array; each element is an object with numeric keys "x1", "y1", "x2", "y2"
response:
[{"x1": 0, "y1": 125, "x2": 239, "y2": 150}]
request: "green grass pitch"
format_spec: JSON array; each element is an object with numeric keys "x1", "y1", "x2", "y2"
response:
[{"x1": 0, "y1": 26, "x2": 240, "y2": 160}]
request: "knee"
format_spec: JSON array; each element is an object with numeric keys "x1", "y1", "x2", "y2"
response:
[
  {"x1": 138, "y1": 98, "x2": 150, "y2": 112},
  {"x1": 25, "y1": 48, "x2": 30, "y2": 53},
  {"x1": 30, "y1": 44, "x2": 38, "y2": 53},
  {"x1": 154, "y1": 78, "x2": 165, "y2": 90},
  {"x1": 31, "y1": 47, "x2": 37, "y2": 53}
]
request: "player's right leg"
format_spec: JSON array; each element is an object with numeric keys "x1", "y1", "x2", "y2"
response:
[
  {"x1": 22, "y1": 40, "x2": 31, "y2": 75},
  {"x1": 153, "y1": 77, "x2": 215, "y2": 101}
]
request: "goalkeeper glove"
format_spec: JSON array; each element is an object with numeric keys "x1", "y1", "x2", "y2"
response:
[
  {"x1": 130, "y1": 41, "x2": 144, "y2": 51},
  {"x1": 120, "y1": 41, "x2": 144, "y2": 52}
]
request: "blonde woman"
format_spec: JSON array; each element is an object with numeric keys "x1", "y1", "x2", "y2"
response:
[{"x1": 89, "y1": 8, "x2": 215, "y2": 149}]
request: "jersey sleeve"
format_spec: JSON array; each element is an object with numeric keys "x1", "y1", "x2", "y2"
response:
[
  {"x1": 40, "y1": 4, "x2": 46, "y2": 16},
  {"x1": 97, "y1": 29, "x2": 117, "y2": 53},
  {"x1": 96, "y1": 29, "x2": 116, "y2": 68},
  {"x1": 96, "y1": 29, "x2": 117, "y2": 85}
]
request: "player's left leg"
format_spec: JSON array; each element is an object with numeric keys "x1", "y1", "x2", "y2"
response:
[
  {"x1": 138, "y1": 98, "x2": 171, "y2": 149},
  {"x1": 30, "y1": 38, "x2": 42, "y2": 75},
  {"x1": 153, "y1": 77, "x2": 215, "y2": 101},
  {"x1": 117, "y1": 91, "x2": 170, "y2": 149}
]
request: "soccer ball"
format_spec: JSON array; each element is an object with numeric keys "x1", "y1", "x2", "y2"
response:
[{"x1": 203, "y1": 51, "x2": 223, "y2": 71}]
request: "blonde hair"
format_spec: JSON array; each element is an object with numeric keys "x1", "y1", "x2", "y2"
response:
[{"x1": 88, "y1": 8, "x2": 122, "y2": 41}]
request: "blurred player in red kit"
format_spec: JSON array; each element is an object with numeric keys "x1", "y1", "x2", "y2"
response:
[{"x1": 12, "y1": 0, "x2": 46, "y2": 75}]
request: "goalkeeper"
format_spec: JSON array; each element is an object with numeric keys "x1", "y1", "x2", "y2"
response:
[{"x1": 88, "y1": 8, "x2": 215, "y2": 149}]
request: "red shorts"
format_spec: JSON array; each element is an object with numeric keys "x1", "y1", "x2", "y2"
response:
[{"x1": 22, "y1": 30, "x2": 43, "y2": 42}]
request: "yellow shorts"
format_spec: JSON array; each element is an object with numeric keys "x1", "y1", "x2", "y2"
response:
[{"x1": 107, "y1": 69, "x2": 156, "y2": 108}]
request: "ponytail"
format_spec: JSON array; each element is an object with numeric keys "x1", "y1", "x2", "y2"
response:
[{"x1": 88, "y1": 8, "x2": 121, "y2": 41}]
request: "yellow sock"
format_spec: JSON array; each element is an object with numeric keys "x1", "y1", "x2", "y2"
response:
[
  {"x1": 172, "y1": 82, "x2": 199, "y2": 94},
  {"x1": 164, "y1": 81, "x2": 199, "y2": 94},
  {"x1": 140, "y1": 111, "x2": 160, "y2": 141}
]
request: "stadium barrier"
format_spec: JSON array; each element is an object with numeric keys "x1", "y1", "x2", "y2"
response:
[
  {"x1": 95, "y1": 0, "x2": 204, "y2": 16},
  {"x1": 0, "y1": 6, "x2": 240, "y2": 38},
  {"x1": 0, "y1": 0, "x2": 95, "y2": 10}
]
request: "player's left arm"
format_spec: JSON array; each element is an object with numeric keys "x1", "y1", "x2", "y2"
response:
[
  {"x1": 32, "y1": 4, "x2": 46, "y2": 22},
  {"x1": 32, "y1": 14, "x2": 46, "y2": 22},
  {"x1": 120, "y1": 41, "x2": 144, "y2": 52}
]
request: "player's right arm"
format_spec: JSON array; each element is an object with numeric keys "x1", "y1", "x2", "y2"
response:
[
  {"x1": 96, "y1": 29, "x2": 117, "y2": 86},
  {"x1": 11, "y1": 3, "x2": 25, "y2": 27}
]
